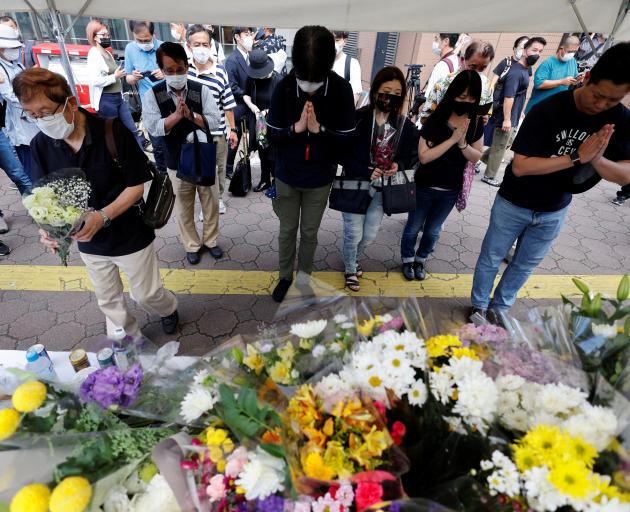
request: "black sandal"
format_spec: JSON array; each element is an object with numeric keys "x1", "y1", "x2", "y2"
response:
[
  {"x1": 356, "y1": 263, "x2": 364, "y2": 278},
  {"x1": 345, "y1": 273, "x2": 360, "y2": 292}
]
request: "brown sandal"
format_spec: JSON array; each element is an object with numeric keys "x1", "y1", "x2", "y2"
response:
[{"x1": 345, "y1": 273, "x2": 360, "y2": 292}]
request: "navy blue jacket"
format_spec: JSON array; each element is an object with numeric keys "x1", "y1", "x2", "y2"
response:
[{"x1": 224, "y1": 48, "x2": 250, "y2": 122}]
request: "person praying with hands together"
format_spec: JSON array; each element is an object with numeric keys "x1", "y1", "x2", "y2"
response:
[{"x1": 266, "y1": 25, "x2": 355, "y2": 303}]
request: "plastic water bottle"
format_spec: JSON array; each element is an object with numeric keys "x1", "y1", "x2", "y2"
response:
[{"x1": 25, "y1": 348, "x2": 58, "y2": 381}]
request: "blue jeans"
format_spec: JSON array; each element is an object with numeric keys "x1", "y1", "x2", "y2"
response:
[
  {"x1": 148, "y1": 132, "x2": 167, "y2": 175},
  {"x1": 471, "y1": 194, "x2": 568, "y2": 311},
  {"x1": 14, "y1": 144, "x2": 34, "y2": 186},
  {"x1": 98, "y1": 92, "x2": 143, "y2": 148},
  {"x1": 342, "y1": 191, "x2": 384, "y2": 274},
  {"x1": 400, "y1": 187, "x2": 459, "y2": 263},
  {"x1": 0, "y1": 130, "x2": 31, "y2": 195}
]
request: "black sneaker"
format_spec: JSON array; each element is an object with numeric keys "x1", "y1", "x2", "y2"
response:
[
  {"x1": 481, "y1": 176, "x2": 501, "y2": 187},
  {"x1": 612, "y1": 195, "x2": 628, "y2": 206},
  {"x1": 0, "y1": 213, "x2": 8, "y2": 235},
  {"x1": 487, "y1": 309, "x2": 507, "y2": 328},
  {"x1": 0, "y1": 240, "x2": 9, "y2": 256},
  {"x1": 161, "y1": 310, "x2": 179, "y2": 335},
  {"x1": 402, "y1": 263, "x2": 415, "y2": 281},
  {"x1": 272, "y1": 279, "x2": 293, "y2": 303},
  {"x1": 414, "y1": 261, "x2": 426, "y2": 281},
  {"x1": 469, "y1": 307, "x2": 487, "y2": 322},
  {"x1": 207, "y1": 245, "x2": 224, "y2": 259}
]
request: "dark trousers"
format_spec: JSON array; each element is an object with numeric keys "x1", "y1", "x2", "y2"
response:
[
  {"x1": 98, "y1": 92, "x2": 143, "y2": 148},
  {"x1": 259, "y1": 146, "x2": 275, "y2": 184},
  {"x1": 148, "y1": 133, "x2": 167, "y2": 175},
  {"x1": 14, "y1": 145, "x2": 34, "y2": 182}
]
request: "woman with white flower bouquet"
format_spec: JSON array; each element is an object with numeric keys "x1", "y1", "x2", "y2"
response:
[{"x1": 22, "y1": 168, "x2": 91, "y2": 266}]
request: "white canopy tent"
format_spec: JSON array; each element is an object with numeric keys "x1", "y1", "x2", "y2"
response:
[{"x1": 3, "y1": 0, "x2": 629, "y2": 95}]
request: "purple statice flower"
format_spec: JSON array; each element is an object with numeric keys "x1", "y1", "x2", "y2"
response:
[
  {"x1": 454, "y1": 323, "x2": 508, "y2": 347},
  {"x1": 255, "y1": 495, "x2": 285, "y2": 512},
  {"x1": 379, "y1": 316, "x2": 405, "y2": 333},
  {"x1": 79, "y1": 363, "x2": 143, "y2": 409}
]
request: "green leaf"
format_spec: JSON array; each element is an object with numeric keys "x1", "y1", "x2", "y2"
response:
[
  {"x1": 219, "y1": 384, "x2": 236, "y2": 409},
  {"x1": 624, "y1": 316, "x2": 630, "y2": 336},
  {"x1": 573, "y1": 277, "x2": 590, "y2": 295},
  {"x1": 618, "y1": 275, "x2": 630, "y2": 302},
  {"x1": 232, "y1": 347, "x2": 244, "y2": 365},
  {"x1": 581, "y1": 293, "x2": 592, "y2": 315},
  {"x1": 241, "y1": 388, "x2": 259, "y2": 418},
  {"x1": 591, "y1": 293, "x2": 603, "y2": 315},
  {"x1": 260, "y1": 443, "x2": 285, "y2": 459},
  {"x1": 561, "y1": 294, "x2": 575, "y2": 307}
]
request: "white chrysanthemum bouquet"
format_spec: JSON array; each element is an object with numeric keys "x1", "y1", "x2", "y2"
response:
[{"x1": 22, "y1": 168, "x2": 91, "y2": 266}]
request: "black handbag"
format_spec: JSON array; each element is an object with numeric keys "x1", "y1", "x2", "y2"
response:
[
  {"x1": 177, "y1": 126, "x2": 217, "y2": 187},
  {"x1": 229, "y1": 120, "x2": 252, "y2": 197},
  {"x1": 329, "y1": 173, "x2": 373, "y2": 214},
  {"x1": 382, "y1": 170, "x2": 417, "y2": 216}
]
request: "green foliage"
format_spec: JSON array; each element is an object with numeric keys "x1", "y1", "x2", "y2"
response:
[{"x1": 617, "y1": 275, "x2": 629, "y2": 302}]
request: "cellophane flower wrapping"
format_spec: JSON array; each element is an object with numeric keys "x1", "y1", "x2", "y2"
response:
[{"x1": 22, "y1": 168, "x2": 92, "y2": 266}]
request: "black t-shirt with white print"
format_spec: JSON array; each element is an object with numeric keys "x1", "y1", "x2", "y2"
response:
[{"x1": 499, "y1": 90, "x2": 630, "y2": 212}]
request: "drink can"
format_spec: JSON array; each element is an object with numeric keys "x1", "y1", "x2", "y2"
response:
[
  {"x1": 97, "y1": 347, "x2": 116, "y2": 368},
  {"x1": 69, "y1": 349, "x2": 90, "y2": 372},
  {"x1": 112, "y1": 340, "x2": 130, "y2": 371},
  {"x1": 28, "y1": 343, "x2": 52, "y2": 363}
]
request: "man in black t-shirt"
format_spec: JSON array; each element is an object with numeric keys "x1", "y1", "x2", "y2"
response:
[
  {"x1": 481, "y1": 36, "x2": 547, "y2": 187},
  {"x1": 15, "y1": 68, "x2": 179, "y2": 338},
  {"x1": 471, "y1": 43, "x2": 630, "y2": 320}
]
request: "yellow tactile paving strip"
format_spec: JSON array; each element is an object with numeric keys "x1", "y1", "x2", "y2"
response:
[{"x1": 0, "y1": 265, "x2": 624, "y2": 299}]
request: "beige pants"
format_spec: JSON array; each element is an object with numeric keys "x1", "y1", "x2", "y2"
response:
[
  {"x1": 215, "y1": 135, "x2": 228, "y2": 197},
  {"x1": 80, "y1": 243, "x2": 178, "y2": 337},
  {"x1": 168, "y1": 169, "x2": 220, "y2": 252}
]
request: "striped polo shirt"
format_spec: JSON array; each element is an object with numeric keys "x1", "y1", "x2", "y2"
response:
[{"x1": 187, "y1": 63, "x2": 237, "y2": 136}]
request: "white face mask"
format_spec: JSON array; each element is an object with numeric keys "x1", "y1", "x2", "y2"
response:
[
  {"x1": 136, "y1": 41, "x2": 154, "y2": 52},
  {"x1": 165, "y1": 73, "x2": 188, "y2": 90},
  {"x1": 36, "y1": 99, "x2": 75, "y2": 140},
  {"x1": 170, "y1": 28, "x2": 181, "y2": 41},
  {"x1": 192, "y1": 46, "x2": 212, "y2": 65},
  {"x1": 335, "y1": 41, "x2": 344, "y2": 54},
  {"x1": 296, "y1": 78, "x2": 323, "y2": 93},
  {"x1": 1, "y1": 47, "x2": 21, "y2": 62},
  {"x1": 432, "y1": 41, "x2": 441, "y2": 55},
  {"x1": 514, "y1": 49, "x2": 523, "y2": 60},
  {"x1": 241, "y1": 35, "x2": 254, "y2": 51},
  {"x1": 560, "y1": 51, "x2": 576, "y2": 62}
]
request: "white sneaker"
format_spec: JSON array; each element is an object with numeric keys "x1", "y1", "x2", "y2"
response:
[
  {"x1": 198, "y1": 211, "x2": 204, "y2": 222},
  {"x1": 219, "y1": 199, "x2": 226, "y2": 215},
  {"x1": 0, "y1": 215, "x2": 8, "y2": 235}
]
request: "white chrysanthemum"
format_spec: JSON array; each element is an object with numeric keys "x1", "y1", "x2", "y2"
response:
[
  {"x1": 180, "y1": 385, "x2": 218, "y2": 423},
  {"x1": 537, "y1": 383, "x2": 587, "y2": 416},
  {"x1": 588, "y1": 496, "x2": 630, "y2": 512},
  {"x1": 496, "y1": 374, "x2": 526, "y2": 392},
  {"x1": 290, "y1": 319, "x2": 327, "y2": 339},
  {"x1": 312, "y1": 344, "x2": 326, "y2": 358},
  {"x1": 406, "y1": 380, "x2": 428, "y2": 407},
  {"x1": 522, "y1": 466, "x2": 568, "y2": 512},
  {"x1": 429, "y1": 369, "x2": 455, "y2": 404},
  {"x1": 103, "y1": 485, "x2": 132, "y2": 512},
  {"x1": 563, "y1": 404, "x2": 618, "y2": 451},
  {"x1": 333, "y1": 314, "x2": 349, "y2": 324},
  {"x1": 314, "y1": 373, "x2": 354, "y2": 409},
  {"x1": 591, "y1": 323, "x2": 618, "y2": 339},
  {"x1": 452, "y1": 370, "x2": 498, "y2": 434},
  {"x1": 235, "y1": 447, "x2": 286, "y2": 500},
  {"x1": 130, "y1": 474, "x2": 180, "y2": 512},
  {"x1": 193, "y1": 369, "x2": 210, "y2": 385}
]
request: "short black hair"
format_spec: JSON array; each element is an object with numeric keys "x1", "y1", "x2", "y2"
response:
[
  {"x1": 513, "y1": 36, "x2": 529, "y2": 49},
  {"x1": 131, "y1": 20, "x2": 155, "y2": 35},
  {"x1": 0, "y1": 15, "x2": 17, "y2": 25},
  {"x1": 589, "y1": 42, "x2": 630, "y2": 86},
  {"x1": 524, "y1": 36, "x2": 547, "y2": 50},
  {"x1": 333, "y1": 31, "x2": 349, "y2": 39},
  {"x1": 464, "y1": 40, "x2": 495, "y2": 62},
  {"x1": 186, "y1": 24, "x2": 211, "y2": 43},
  {"x1": 156, "y1": 41, "x2": 188, "y2": 68},
  {"x1": 233, "y1": 27, "x2": 254, "y2": 43},
  {"x1": 439, "y1": 33, "x2": 460, "y2": 49},
  {"x1": 292, "y1": 25, "x2": 335, "y2": 82}
]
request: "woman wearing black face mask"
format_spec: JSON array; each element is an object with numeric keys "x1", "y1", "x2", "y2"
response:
[
  {"x1": 400, "y1": 70, "x2": 483, "y2": 281},
  {"x1": 339, "y1": 66, "x2": 419, "y2": 292},
  {"x1": 86, "y1": 20, "x2": 142, "y2": 147}
]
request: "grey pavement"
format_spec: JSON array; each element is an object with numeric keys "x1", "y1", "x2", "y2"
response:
[{"x1": 0, "y1": 156, "x2": 628, "y2": 353}]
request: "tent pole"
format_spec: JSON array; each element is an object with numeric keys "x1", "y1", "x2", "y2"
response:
[
  {"x1": 569, "y1": 0, "x2": 597, "y2": 52},
  {"x1": 45, "y1": 0, "x2": 79, "y2": 101},
  {"x1": 64, "y1": 0, "x2": 94, "y2": 37}
]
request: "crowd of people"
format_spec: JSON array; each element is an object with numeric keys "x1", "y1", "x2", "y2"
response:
[{"x1": 0, "y1": 17, "x2": 629, "y2": 338}]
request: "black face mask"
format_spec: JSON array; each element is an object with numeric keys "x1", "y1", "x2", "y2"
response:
[
  {"x1": 525, "y1": 54, "x2": 540, "y2": 67},
  {"x1": 375, "y1": 93, "x2": 402, "y2": 113},
  {"x1": 452, "y1": 100, "x2": 474, "y2": 117},
  {"x1": 99, "y1": 38, "x2": 112, "y2": 49}
]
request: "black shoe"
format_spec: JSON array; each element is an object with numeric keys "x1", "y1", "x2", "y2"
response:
[
  {"x1": 414, "y1": 261, "x2": 426, "y2": 280},
  {"x1": 402, "y1": 263, "x2": 415, "y2": 281},
  {"x1": 207, "y1": 245, "x2": 224, "y2": 259},
  {"x1": 253, "y1": 181, "x2": 271, "y2": 192},
  {"x1": 469, "y1": 307, "x2": 487, "y2": 322},
  {"x1": 612, "y1": 195, "x2": 628, "y2": 206},
  {"x1": 226, "y1": 166, "x2": 234, "y2": 180},
  {"x1": 487, "y1": 309, "x2": 507, "y2": 328},
  {"x1": 186, "y1": 251, "x2": 200, "y2": 265},
  {"x1": 272, "y1": 279, "x2": 293, "y2": 303},
  {"x1": 161, "y1": 310, "x2": 179, "y2": 335},
  {"x1": 0, "y1": 240, "x2": 9, "y2": 256},
  {"x1": 481, "y1": 176, "x2": 501, "y2": 187}
]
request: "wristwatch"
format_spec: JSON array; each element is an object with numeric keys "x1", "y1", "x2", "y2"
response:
[
  {"x1": 96, "y1": 209, "x2": 111, "y2": 228},
  {"x1": 570, "y1": 149, "x2": 581, "y2": 167},
  {"x1": 230, "y1": 128, "x2": 238, "y2": 134}
]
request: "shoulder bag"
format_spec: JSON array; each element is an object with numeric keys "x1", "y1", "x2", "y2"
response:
[{"x1": 382, "y1": 169, "x2": 417, "y2": 216}]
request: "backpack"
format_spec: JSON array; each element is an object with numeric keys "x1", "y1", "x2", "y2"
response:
[
  {"x1": 439, "y1": 54, "x2": 455, "y2": 74},
  {"x1": 104, "y1": 118, "x2": 175, "y2": 230}
]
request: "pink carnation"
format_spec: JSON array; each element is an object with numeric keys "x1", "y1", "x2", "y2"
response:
[
  {"x1": 224, "y1": 446, "x2": 248, "y2": 477},
  {"x1": 206, "y1": 474, "x2": 227, "y2": 502}
]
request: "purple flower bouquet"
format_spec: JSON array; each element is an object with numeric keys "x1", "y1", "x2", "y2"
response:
[{"x1": 79, "y1": 363, "x2": 143, "y2": 409}]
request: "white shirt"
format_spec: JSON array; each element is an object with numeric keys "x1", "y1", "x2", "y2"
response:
[
  {"x1": 0, "y1": 57, "x2": 40, "y2": 146},
  {"x1": 332, "y1": 52, "x2": 362, "y2": 95},
  {"x1": 424, "y1": 54, "x2": 460, "y2": 99},
  {"x1": 237, "y1": 46, "x2": 249, "y2": 64}
]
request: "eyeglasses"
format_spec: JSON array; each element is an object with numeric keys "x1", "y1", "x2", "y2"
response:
[
  {"x1": 96, "y1": 32, "x2": 110, "y2": 38},
  {"x1": 23, "y1": 98, "x2": 69, "y2": 120}
]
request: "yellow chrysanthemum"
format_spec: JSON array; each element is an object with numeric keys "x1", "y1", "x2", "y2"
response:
[
  {"x1": 12, "y1": 381, "x2": 47, "y2": 413},
  {"x1": 49, "y1": 476, "x2": 92, "y2": 512},
  {"x1": 568, "y1": 436, "x2": 598, "y2": 468},
  {"x1": 521, "y1": 425, "x2": 566, "y2": 467},
  {"x1": 357, "y1": 318, "x2": 376, "y2": 337},
  {"x1": 513, "y1": 444, "x2": 541, "y2": 472},
  {"x1": 243, "y1": 345, "x2": 265, "y2": 375},
  {"x1": 451, "y1": 347, "x2": 480, "y2": 361},
  {"x1": 269, "y1": 360, "x2": 292, "y2": 385},
  {"x1": 0, "y1": 408, "x2": 21, "y2": 441},
  {"x1": 303, "y1": 451, "x2": 334, "y2": 481},
  {"x1": 426, "y1": 335, "x2": 462, "y2": 359},
  {"x1": 277, "y1": 342, "x2": 296, "y2": 363},
  {"x1": 10, "y1": 482, "x2": 50, "y2": 512},
  {"x1": 206, "y1": 427, "x2": 234, "y2": 454},
  {"x1": 548, "y1": 459, "x2": 595, "y2": 499}
]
